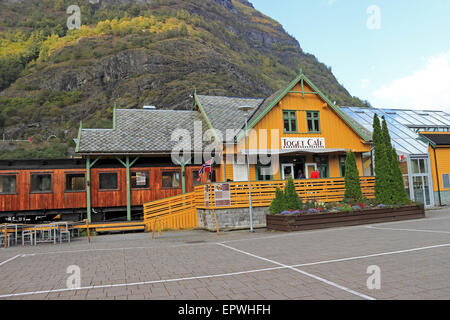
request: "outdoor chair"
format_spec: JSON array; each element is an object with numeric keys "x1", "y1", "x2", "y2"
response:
[
  {"x1": 22, "y1": 229, "x2": 35, "y2": 246},
  {"x1": 0, "y1": 233, "x2": 11, "y2": 248},
  {"x1": 58, "y1": 223, "x2": 71, "y2": 244},
  {"x1": 35, "y1": 224, "x2": 57, "y2": 245}
]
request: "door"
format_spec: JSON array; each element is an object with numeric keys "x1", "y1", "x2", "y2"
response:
[
  {"x1": 412, "y1": 176, "x2": 431, "y2": 206},
  {"x1": 281, "y1": 164, "x2": 294, "y2": 180},
  {"x1": 410, "y1": 158, "x2": 433, "y2": 207},
  {"x1": 233, "y1": 164, "x2": 248, "y2": 182},
  {"x1": 305, "y1": 163, "x2": 317, "y2": 179}
]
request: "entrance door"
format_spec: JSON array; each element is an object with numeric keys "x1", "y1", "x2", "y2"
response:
[
  {"x1": 412, "y1": 176, "x2": 431, "y2": 206},
  {"x1": 305, "y1": 163, "x2": 317, "y2": 179},
  {"x1": 233, "y1": 164, "x2": 248, "y2": 182},
  {"x1": 410, "y1": 158, "x2": 433, "y2": 207},
  {"x1": 281, "y1": 164, "x2": 294, "y2": 180}
]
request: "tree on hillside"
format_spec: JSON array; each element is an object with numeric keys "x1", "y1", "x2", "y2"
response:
[{"x1": 344, "y1": 151, "x2": 363, "y2": 203}]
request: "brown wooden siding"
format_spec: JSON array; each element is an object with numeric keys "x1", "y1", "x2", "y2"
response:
[{"x1": 0, "y1": 165, "x2": 219, "y2": 213}]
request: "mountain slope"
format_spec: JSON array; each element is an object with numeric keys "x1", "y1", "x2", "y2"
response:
[{"x1": 0, "y1": 0, "x2": 369, "y2": 159}]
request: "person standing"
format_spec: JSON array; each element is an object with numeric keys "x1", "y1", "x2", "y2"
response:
[{"x1": 310, "y1": 169, "x2": 320, "y2": 179}]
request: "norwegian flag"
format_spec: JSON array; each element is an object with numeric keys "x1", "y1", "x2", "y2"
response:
[{"x1": 197, "y1": 159, "x2": 213, "y2": 181}]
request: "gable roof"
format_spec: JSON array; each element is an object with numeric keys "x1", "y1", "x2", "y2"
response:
[
  {"x1": 420, "y1": 133, "x2": 450, "y2": 146},
  {"x1": 232, "y1": 72, "x2": 372, "y2": 143},
  {"x1": 194, "y1": 94, "x2": 264, "y2": 142},
  {"x1": 77, "y1": 109, "x2": 208, "y2": 155}
]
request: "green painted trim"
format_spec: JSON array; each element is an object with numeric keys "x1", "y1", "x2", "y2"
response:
[
  {"x1": 130, "y1": 156, "x2": 140, "y2": 167},
  {"x1": 194, "y1": 91, "x2": 220, "y2": 144},
  {"x1": 181, "y1": 161, "x2": 186, "y2": 194},
  {"x1": 288, "y1": 91, "x2": 318, "y2": 94},
  {"x1": 75, "y1": 121, "x2": 82, "y2": 153},
  {"x1": 302, "y1": 73, "x2": 369, "y2": 141},
  {"x1": 115, "y1": 156, "x2": 140, "y2": 221},
  {"x1": 306, "y1": 110, "x2": 321, "y2": 133},
  {"x1": 236, "y1": 71, "x2": 370, "y2": 143},
  {"x1": 301, "y1": 78, "x2": 304, "y2": 99},
  {"x1": 116, "y1": 156, "x2": 126, "y2": 167},
  {"x1": 282, "y1": 110, "x2": 298, "y2": 133},
  {"x1": 86, "y1": 156, "x2": 91, "y2": 223},
  {"x1": 90, "y1": 156, "x2": 102, "y2": 168},
  {"x1": 238, "y1": 73, "x2": 303, "y2": 141},
  {"x1": 339, "y1": 155, "x2": 346, "y2": 178},
  {"x1": 113, "y1": 106, "x2": 116, "y2": 130},
  {"x1": 417, "y1": 134, "x2": 436, "y2": 148},
  {"x1": 125, "y1": 156, "x2": 131, "y2": 221}
]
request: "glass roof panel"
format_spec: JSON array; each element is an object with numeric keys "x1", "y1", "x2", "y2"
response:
[{"x1": 341, "y1": 107, "x2": 429, "y2": 154}]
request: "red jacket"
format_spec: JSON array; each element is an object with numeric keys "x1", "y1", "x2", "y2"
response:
[{"x1": 310, "y1": 170, "x2": 320, "y2": 179}]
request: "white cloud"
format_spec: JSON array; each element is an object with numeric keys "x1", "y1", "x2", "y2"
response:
[
  {"x1": 373, "y1": 52, "x2": 450, "y2": 113},
  {"x1": 327, "y1": 0, "x2": 337, "y2": 6}
]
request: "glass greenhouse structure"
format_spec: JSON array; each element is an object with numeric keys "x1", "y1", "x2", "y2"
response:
[{"x1": 341, "y1": 107, "x2": 450, "y2": 207}]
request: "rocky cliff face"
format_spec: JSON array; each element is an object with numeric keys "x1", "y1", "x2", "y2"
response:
[{"x1": 0, "y1": 0, "x2": 367, "y2": 158}]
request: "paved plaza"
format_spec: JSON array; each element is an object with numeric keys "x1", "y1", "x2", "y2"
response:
[{"x1": 1, "y1": 207, "x2": 450, "y2": 300}]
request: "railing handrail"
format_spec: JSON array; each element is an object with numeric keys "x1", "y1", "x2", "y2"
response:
[{"x1": 143, "y1": 176, "x2": 376, "y2": 230}]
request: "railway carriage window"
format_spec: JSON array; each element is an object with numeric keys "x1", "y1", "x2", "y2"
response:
[
  {"x1": 99, "y1": 172, "x2": 118, "y2": 190},
  {"x1": 66, "y1": 174, "x2": 85, "y2": 192},
  {"x1": 30, "y1": 174, "x2": 52, "y2": 193},
  {"x1": 0, "y1": 175, "x2": 16, "y2": 194},
  {"x1": 131, "y1": 171, "x2": 149, "y2": 189},
  {"x1": 162, "y1": 171, "x2": 180, "y2": 188}
]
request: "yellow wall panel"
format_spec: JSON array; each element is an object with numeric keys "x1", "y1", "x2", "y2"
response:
[{"x1": 429, "y1": 146, "x2": 450, "y2": 191}]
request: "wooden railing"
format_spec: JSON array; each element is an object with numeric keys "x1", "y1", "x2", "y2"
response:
[
  {"x1": 143, "y1": 192, "x2": 198, "y2": 231},
  {"x1": 195, "y1": 177, "x2": 375, "y2": 210},
  {"x1": 143, "y1": 177, "x2": 376, "y2": 231}
]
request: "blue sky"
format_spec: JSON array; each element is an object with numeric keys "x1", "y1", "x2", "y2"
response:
[{"x1": 250, "y1": 0, "x2": 450, "y2": 112}]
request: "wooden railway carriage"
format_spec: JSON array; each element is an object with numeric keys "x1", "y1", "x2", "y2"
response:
[{"x1": 0, "y1": 158, "x2": 218, "y2": 222}]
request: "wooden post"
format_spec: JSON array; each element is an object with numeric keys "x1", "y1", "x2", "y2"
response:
[
  {"x1": 181, "y1": 161, "x2": 186, "y2": 194},
  {"x1": 4, "y1": 223, "x2": 7, "y2": 248},
  {"x1": 86, "y1": 156, "x2": 91, "y2": 223},
  {"x1": 213, "y1": 211, "x2": 220, "y2": 234},
  {"x1": 125, "y1": 156, "x2": 131, "y2": 221},
  {"x1": 85, "y1": 219, "x2": 90, "y2": 243},
  {"x1": 116, "y1": 156, "x2": 140, "y2": 222}
]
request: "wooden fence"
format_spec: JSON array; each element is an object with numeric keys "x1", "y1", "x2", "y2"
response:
[
  {"x1": 143, "y1": 177, "x2": 376, "y2": 231},
  {"x1": 195, "y1": 177, "x2": 375, "y2": 210},
  {"x1": 143, "y1": 192, "x2": 198, "y2": 231}
]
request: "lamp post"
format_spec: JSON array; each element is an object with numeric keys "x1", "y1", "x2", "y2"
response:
[{"x1": 238, "y1": 105, "x2": 254, "y2": 232}]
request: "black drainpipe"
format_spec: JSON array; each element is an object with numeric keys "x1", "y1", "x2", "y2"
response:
[{"x1": 433, "y1": 145, "x2": 442, "y2": 206}]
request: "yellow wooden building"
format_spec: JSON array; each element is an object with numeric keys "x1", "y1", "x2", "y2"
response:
[
  {"x1": 194, "y1": 71, "x2": 373, "y2": 183},
  {"x1": 421, "y1": 132, "x2": 450, "y2": 206}
]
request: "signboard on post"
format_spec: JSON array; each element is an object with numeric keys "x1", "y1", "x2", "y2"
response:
[{"x1": 214, "y1": 183, "x2": 231, "y2": 207}]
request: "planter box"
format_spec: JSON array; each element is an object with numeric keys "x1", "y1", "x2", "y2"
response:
[{"x1": 266, "y1": 205, "x2": 425, "y2": 232}]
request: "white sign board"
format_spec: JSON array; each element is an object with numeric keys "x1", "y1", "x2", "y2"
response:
[
  {"x1": 214, "y1": 183, "x2": 231, "y2": 207},
  {"x1": 281, "y1": 137, "x2": 326, "y2": 150}
]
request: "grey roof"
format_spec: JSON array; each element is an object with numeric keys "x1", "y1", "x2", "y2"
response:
[
  {"x1": 77, "y1": 109, "x2": 209, "y2": 154},
  {"x1": 246, "y1": 88, "x2": 284, "y2": 126},
  {"x1": 196, "y1": 95, "x2": 264, "y2": 141},
  {"x1": 339, "y1": 106, "x2": 450, "y2": 155}
]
